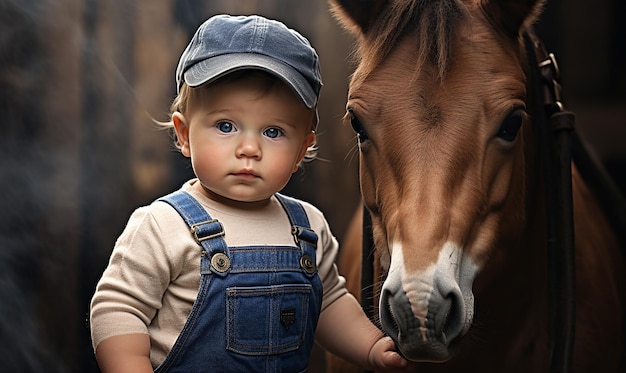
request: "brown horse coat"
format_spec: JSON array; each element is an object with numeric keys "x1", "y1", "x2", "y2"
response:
[{"x1": 326, "y1": 0, "x2": 626, "y2": 371}]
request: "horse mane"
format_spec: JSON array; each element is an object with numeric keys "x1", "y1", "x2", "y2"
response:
[{"x1": 354, "y1": 0, "x2": 468, "y2": 79}]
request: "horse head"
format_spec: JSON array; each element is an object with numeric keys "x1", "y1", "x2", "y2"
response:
[{"x1": 330, "y1": 0, "x2": 546, "y2": 362}]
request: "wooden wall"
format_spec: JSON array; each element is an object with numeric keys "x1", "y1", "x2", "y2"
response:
[{"x1": 0, "y1": 0, "x2": 623, "y2": 372}]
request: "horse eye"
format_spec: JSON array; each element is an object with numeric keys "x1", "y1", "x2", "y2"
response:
[
  {"x1": 496, "y1": 108, "x2": 524, "y2": 142},
  {"x1": 348, "y1": 109, "x2": 368, "y2": 141}
]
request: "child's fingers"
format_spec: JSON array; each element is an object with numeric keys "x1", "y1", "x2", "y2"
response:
[
  {"x1": 383, "y1": 350, "x2": 408, "y2": 367},
  {"x1": 379, "y1": 336, "x2": 397, "y2": 351},
  {"x1": 380, "y1": 337, "x2": 418, "y2": 371},
  {"x1": 369, "y1": 336, "x2": 418, "y2": 371}
]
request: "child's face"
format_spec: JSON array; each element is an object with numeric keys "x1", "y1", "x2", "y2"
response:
[{"x1": 174, "y1": 75, "x2": 315, "y2": 204}]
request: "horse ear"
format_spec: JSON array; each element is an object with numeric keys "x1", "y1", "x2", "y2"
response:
[
  {"x1": 328, "y1": 0, "x2": 389, "y2": 35},
  {"x1": 480, "y1": 0, "x2": 546, "y2": 37}
]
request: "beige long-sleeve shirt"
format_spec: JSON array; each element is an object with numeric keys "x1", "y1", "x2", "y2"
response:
[{"x1": 90, "y1": 179, "x2": 347, "y2": 367}]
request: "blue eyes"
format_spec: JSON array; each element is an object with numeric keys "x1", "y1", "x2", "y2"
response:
[
  {"x1": 263, "y1": 127, "x2": 283, "y2": 139},
  {"x1": 215, "y1": 121, "x2": 284, "y2": 138},
  {"x1": 217, "y1": 121, "x2": 235, "y2": 133}
]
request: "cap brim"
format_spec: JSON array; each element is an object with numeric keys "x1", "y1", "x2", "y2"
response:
[{"x1": 183, "y1": 53, "x2": 317, "y2": 109}]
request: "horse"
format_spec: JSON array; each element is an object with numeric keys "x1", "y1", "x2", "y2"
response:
[{"x1": 325, "y1": 0, "x2": 626, "y2": 371}]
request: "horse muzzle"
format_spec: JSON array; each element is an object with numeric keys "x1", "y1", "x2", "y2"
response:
[{"x1": 379, "y1": 241, "x2": 478, "y2": 362}]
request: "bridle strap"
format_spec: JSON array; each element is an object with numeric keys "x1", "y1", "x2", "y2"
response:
[
  {"x1": 524, "y1": 32, "x2": 576, "y2": 373},
  {"x1": 361, "y1": 205, "x2": 375, "y2": 321}
]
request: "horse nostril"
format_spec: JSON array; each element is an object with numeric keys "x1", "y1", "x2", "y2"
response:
[
  {"x1": 434, "y1": 273, "x2": 466, "y2": 343},
  {"x1": 439, "y1": 289, "x2": 464, "y2": 343},
  {"x1": 379, "y1": 288, "x2": 400, "y2": 344}
]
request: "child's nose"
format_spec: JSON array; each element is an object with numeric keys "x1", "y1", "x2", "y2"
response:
[{"x1": 236, "y1": 135, "x2": 261, "y2": 159}]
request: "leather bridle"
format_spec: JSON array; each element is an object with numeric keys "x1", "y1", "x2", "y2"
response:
[{"x1": 524, "y1": 31, "x2": 576, "y2": 373}]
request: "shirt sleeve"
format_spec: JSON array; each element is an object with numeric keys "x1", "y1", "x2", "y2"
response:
[
  {"x1": 302, "y1": 203, "x2": 348, "y2": 311},
  {"x1": 89, "y1": 204, "x2": 183, "y2": 351}
]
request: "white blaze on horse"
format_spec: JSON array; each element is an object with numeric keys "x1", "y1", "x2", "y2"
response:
[{"x1": 326, "y1": 0, "x2": 626, "y2": 371}]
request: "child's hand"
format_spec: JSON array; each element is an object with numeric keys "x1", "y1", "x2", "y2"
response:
[{"x1": 367, "y1": 336, "x2": 416, "y2": 372}]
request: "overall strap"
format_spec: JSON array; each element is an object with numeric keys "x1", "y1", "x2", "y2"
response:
[
  {"x1": 158, "y1": 190, "x2": 230, "y2": 277},
  {"x1": 275, "y1": 193, "x2": 318, "y2": 275}
]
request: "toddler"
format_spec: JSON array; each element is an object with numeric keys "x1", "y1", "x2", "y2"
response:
[{"x1": 90, "y1": 14, "x2": 412, "y2": 373}]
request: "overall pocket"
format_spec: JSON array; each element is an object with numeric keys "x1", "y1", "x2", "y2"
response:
[{"x1": 226, "y1": 284, "x2": 311, "y2": 355}]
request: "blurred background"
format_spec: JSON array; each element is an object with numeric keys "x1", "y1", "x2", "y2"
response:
[{"x1": 0, "y1": 0, "x2": 623, "y2": 372}]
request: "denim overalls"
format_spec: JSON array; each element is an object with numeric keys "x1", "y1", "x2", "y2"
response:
[{"x1": 154, "y1": 191, "x2": 323, "y2": 373}]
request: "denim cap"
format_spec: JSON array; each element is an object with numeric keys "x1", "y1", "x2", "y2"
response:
[{"x1": 176, "y1": 14, "x2": 322, "y2": 111}]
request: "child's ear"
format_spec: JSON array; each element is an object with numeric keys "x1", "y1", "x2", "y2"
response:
[
  {"x1": 293, "y1": 131, "x2": 316, "y2": 172},
  {"x1": 172, "y1": 112, "x2": 191, "y2": 157}
]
